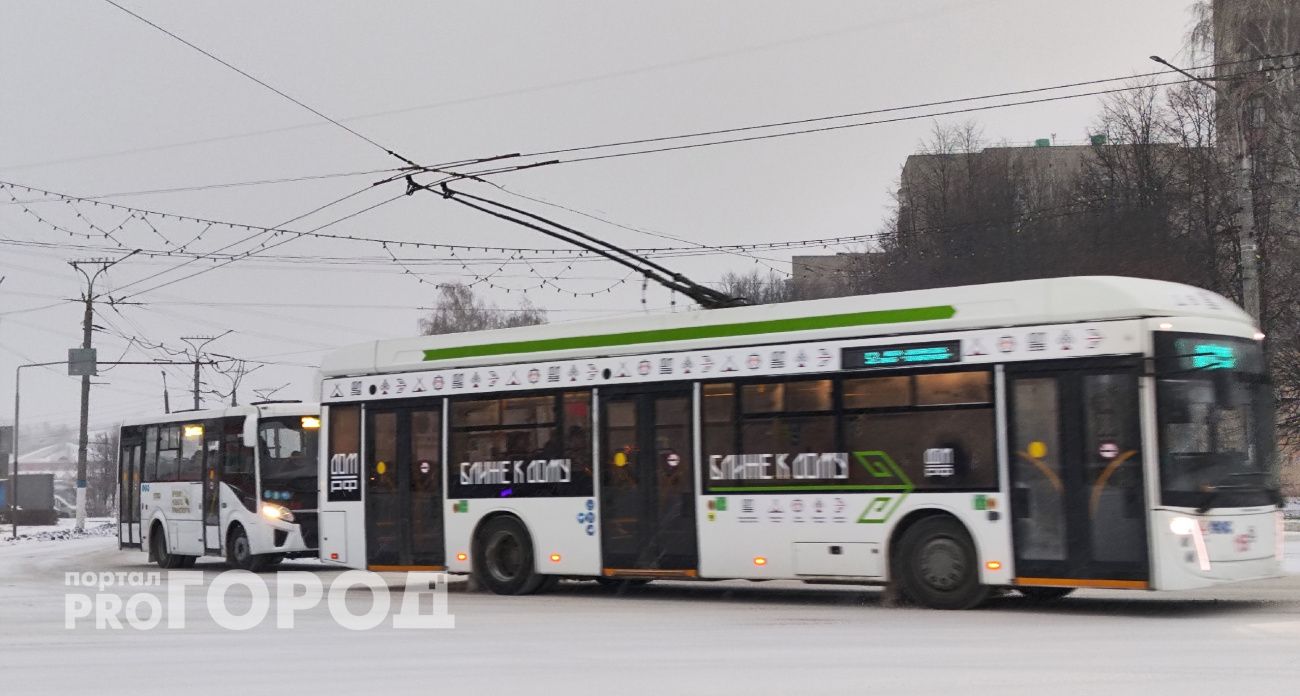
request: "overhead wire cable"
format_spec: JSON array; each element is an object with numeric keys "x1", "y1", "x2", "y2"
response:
[{"x1": 101, "y1": 0, "x2": 416, "y2": 165}]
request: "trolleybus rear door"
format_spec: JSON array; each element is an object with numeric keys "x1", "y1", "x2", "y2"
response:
[
  {"x1": 1007, "y1": 360, "x2": 1148, "y2": 587},
  {"x1": 599, "y1": 386, "x2": 698, "y2": 574},
  {"x1": 365, "y1": 405, "x2": 445, "y2": 569}
]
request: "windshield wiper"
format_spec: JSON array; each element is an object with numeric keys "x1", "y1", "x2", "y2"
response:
[{"x1": 1195, "y1": 476, "x2": 1280, "y2": 512}]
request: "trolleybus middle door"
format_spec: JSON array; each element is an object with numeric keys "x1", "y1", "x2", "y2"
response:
[
  {"x1": 599, "y1": 386, "x2": 698, "y2": 574},
  {"x1": 365, "y1": 405, "x2": 445, "y2": 570}
]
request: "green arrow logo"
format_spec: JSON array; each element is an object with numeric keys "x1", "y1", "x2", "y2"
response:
[{"x1": 852, "y1": 450, "x2": 914, "y2": 524}]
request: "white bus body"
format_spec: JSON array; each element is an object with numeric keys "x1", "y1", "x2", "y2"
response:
[
  {"x1": 118, "y1": 402, "x2": 321, "y2": 570},
  {"x1": 316, "y1": 277, "x2": 1283, "y2": 607}
]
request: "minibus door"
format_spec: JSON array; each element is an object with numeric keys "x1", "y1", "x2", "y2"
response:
[
  {"x1": 203, "y1": 422, "x2": 222, "y2": 554},
  {"x1": 118, "y1": 437, "x2": 143, "y2": 548}
]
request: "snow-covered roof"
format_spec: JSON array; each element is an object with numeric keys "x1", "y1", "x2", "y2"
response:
[{"x1": 16, "y1": 442, "x2": 78, "y2": 464}]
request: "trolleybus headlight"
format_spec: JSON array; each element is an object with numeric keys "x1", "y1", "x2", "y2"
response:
[
  {"x1": 1169, "y1": 516, "x2": 1212, "y2": 571},
  {"x1": 261, "y1": 503, "x2": 295, "y2": 523},
  {"x1": 1169, "y1": 516, "x2": 1198, "y2": 536}
]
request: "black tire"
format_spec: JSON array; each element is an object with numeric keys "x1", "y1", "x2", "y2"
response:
[
  {"x1": 473, "y1": 516, "x2": 547, "y2": 595},
  {"x1": 1018, "y1": 586, "x2": 1075, "y2": 602},
  {"x1": 894, "y1": 516, "x2": 989, "y2": 610},
  {"x1": 150, "y1": 525, "x2": 191, "y2": 569},
  {"x1": 225, "y1": 524, "x2": 273, "y2": 572}
]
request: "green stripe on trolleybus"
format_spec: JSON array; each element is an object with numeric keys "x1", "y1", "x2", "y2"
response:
[{"x1": 421, "y1": 305, "x2": 957, "y2": 362}]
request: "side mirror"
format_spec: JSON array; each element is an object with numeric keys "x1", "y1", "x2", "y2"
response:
[{"x1": 242, "y1": 416, "x2": 258, "y2": 449}]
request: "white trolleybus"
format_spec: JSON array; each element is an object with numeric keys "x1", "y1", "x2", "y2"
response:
[
  {"x1": 316, "y1": 277, "x2": 1283, "y2": 608},
  {"x1": 118, "y1": 402, "x2": 321, "y2": 570}
]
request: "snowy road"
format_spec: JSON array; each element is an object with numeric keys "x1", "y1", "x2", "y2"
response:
[{"x1": 2, "y1": 536, "x2": 1299, "y2": 696}]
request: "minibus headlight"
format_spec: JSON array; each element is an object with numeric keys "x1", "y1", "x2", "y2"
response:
[{"x1": 261, "y1": 503, "x2": 295, "y2": 523}]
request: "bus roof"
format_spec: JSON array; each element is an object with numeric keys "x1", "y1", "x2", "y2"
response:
[
  {"x1": 118, "y1": 401, "x2": 320, "y2": 428},
  {"x1": 321, "y1": 276, "x2": 1250, "y2": 378}
]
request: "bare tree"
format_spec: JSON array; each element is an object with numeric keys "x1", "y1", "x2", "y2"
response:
[
  {"x1": 418, "y1": 283, "x2": 547, "y2": 336},
  {"x1": 88, "y1": 429, "x2": 119, "y2": 517},
  {"x1": 716, "y1": 269, "x2": 795, "y2": 305}
]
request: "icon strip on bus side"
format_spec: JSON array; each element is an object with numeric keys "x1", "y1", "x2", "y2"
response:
[{"x1": 321, "y1": 321, "x2": 1140, "y2": 404}]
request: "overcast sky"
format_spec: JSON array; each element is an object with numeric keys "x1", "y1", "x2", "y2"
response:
[{"x1": 0, "y1": 0, "x2": 1197, "y2": 433}]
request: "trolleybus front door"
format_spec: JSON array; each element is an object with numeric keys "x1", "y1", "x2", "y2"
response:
[
  {"x1": 365, "y1": 406, "x2": 444, "y2": 569},
  {"x1": 1007, "y1": 361, "x2": 1149, "y2": 587},
  {"x1": 118, "y1": 437, "x2": 143, "y2": 548},
  {"x1": 599, "y1": 387, "x2": 698, "y2": 574}
]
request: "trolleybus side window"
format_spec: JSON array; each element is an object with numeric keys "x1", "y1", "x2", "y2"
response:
[
  {"x1": 703, "y1": 377, "x2": 837, "y2": 493},
  {"x1": 448, "y1": 390, "x2": 593, "y2": 498},
  {"x1": 740, "y1": 379, "x2": 836, "y2": 468},
  {"x1": 702, "y1": 372, "x2": 996, "y2": 492},
  {"x1": 843, "y1": 371, "x2": 996, "y2": 491}
]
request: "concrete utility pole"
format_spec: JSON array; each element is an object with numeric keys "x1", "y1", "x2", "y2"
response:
[
  {"x1": 1151, "y1": 55, "x2": 1261, "y2": 321},
  {"x1": 161, "y1": 370, "x2": 171, "y2": 414},
  {"x1": 178, "y1": 332, "x2": 230, "y2": 411},
  {"x1": 68, "y1": 255, "x2": 133, "y2": 531}
]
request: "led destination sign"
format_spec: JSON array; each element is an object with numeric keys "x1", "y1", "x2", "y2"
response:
[{"x1": 841, "y1": 341, "x2": 962, "y2": 369}]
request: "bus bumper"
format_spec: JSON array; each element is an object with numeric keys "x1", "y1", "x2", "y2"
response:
[{"x1": 1150, "y1": 508, "x2": 1284, "y2": 591}]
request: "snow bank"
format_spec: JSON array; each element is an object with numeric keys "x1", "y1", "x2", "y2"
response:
[{"x1": 1, "y1": 520, "x2": 116, "y2": 544}]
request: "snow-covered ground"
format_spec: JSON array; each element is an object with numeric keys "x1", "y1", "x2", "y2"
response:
[
  {"x1": 1, "y1": 535, "x2": 1298, "y2": 696},
  {"x1": 2, "y1": 517, "x2": 115, "y2": 543}
]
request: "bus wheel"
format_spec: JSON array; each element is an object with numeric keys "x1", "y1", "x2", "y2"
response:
[
  {"x1": 151, "y1": 525, "x2": 190, "y2": 569},
  {"x1": 474, "y1": 516, "x2": 546, "y2": 595},
  {"x1": 895, "y1": 516, "x2": 989, "y2": 610},
  {"x1": 225, "y1": 525, "x2": 273, "y2": 572},
  {"x1": 1018, "y1": 586, "x2": 1075, "y2": 602}
]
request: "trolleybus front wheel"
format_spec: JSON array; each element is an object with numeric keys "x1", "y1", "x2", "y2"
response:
[{"x1": 895, "y1": 516, "x2": 989, "y2": 610}]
